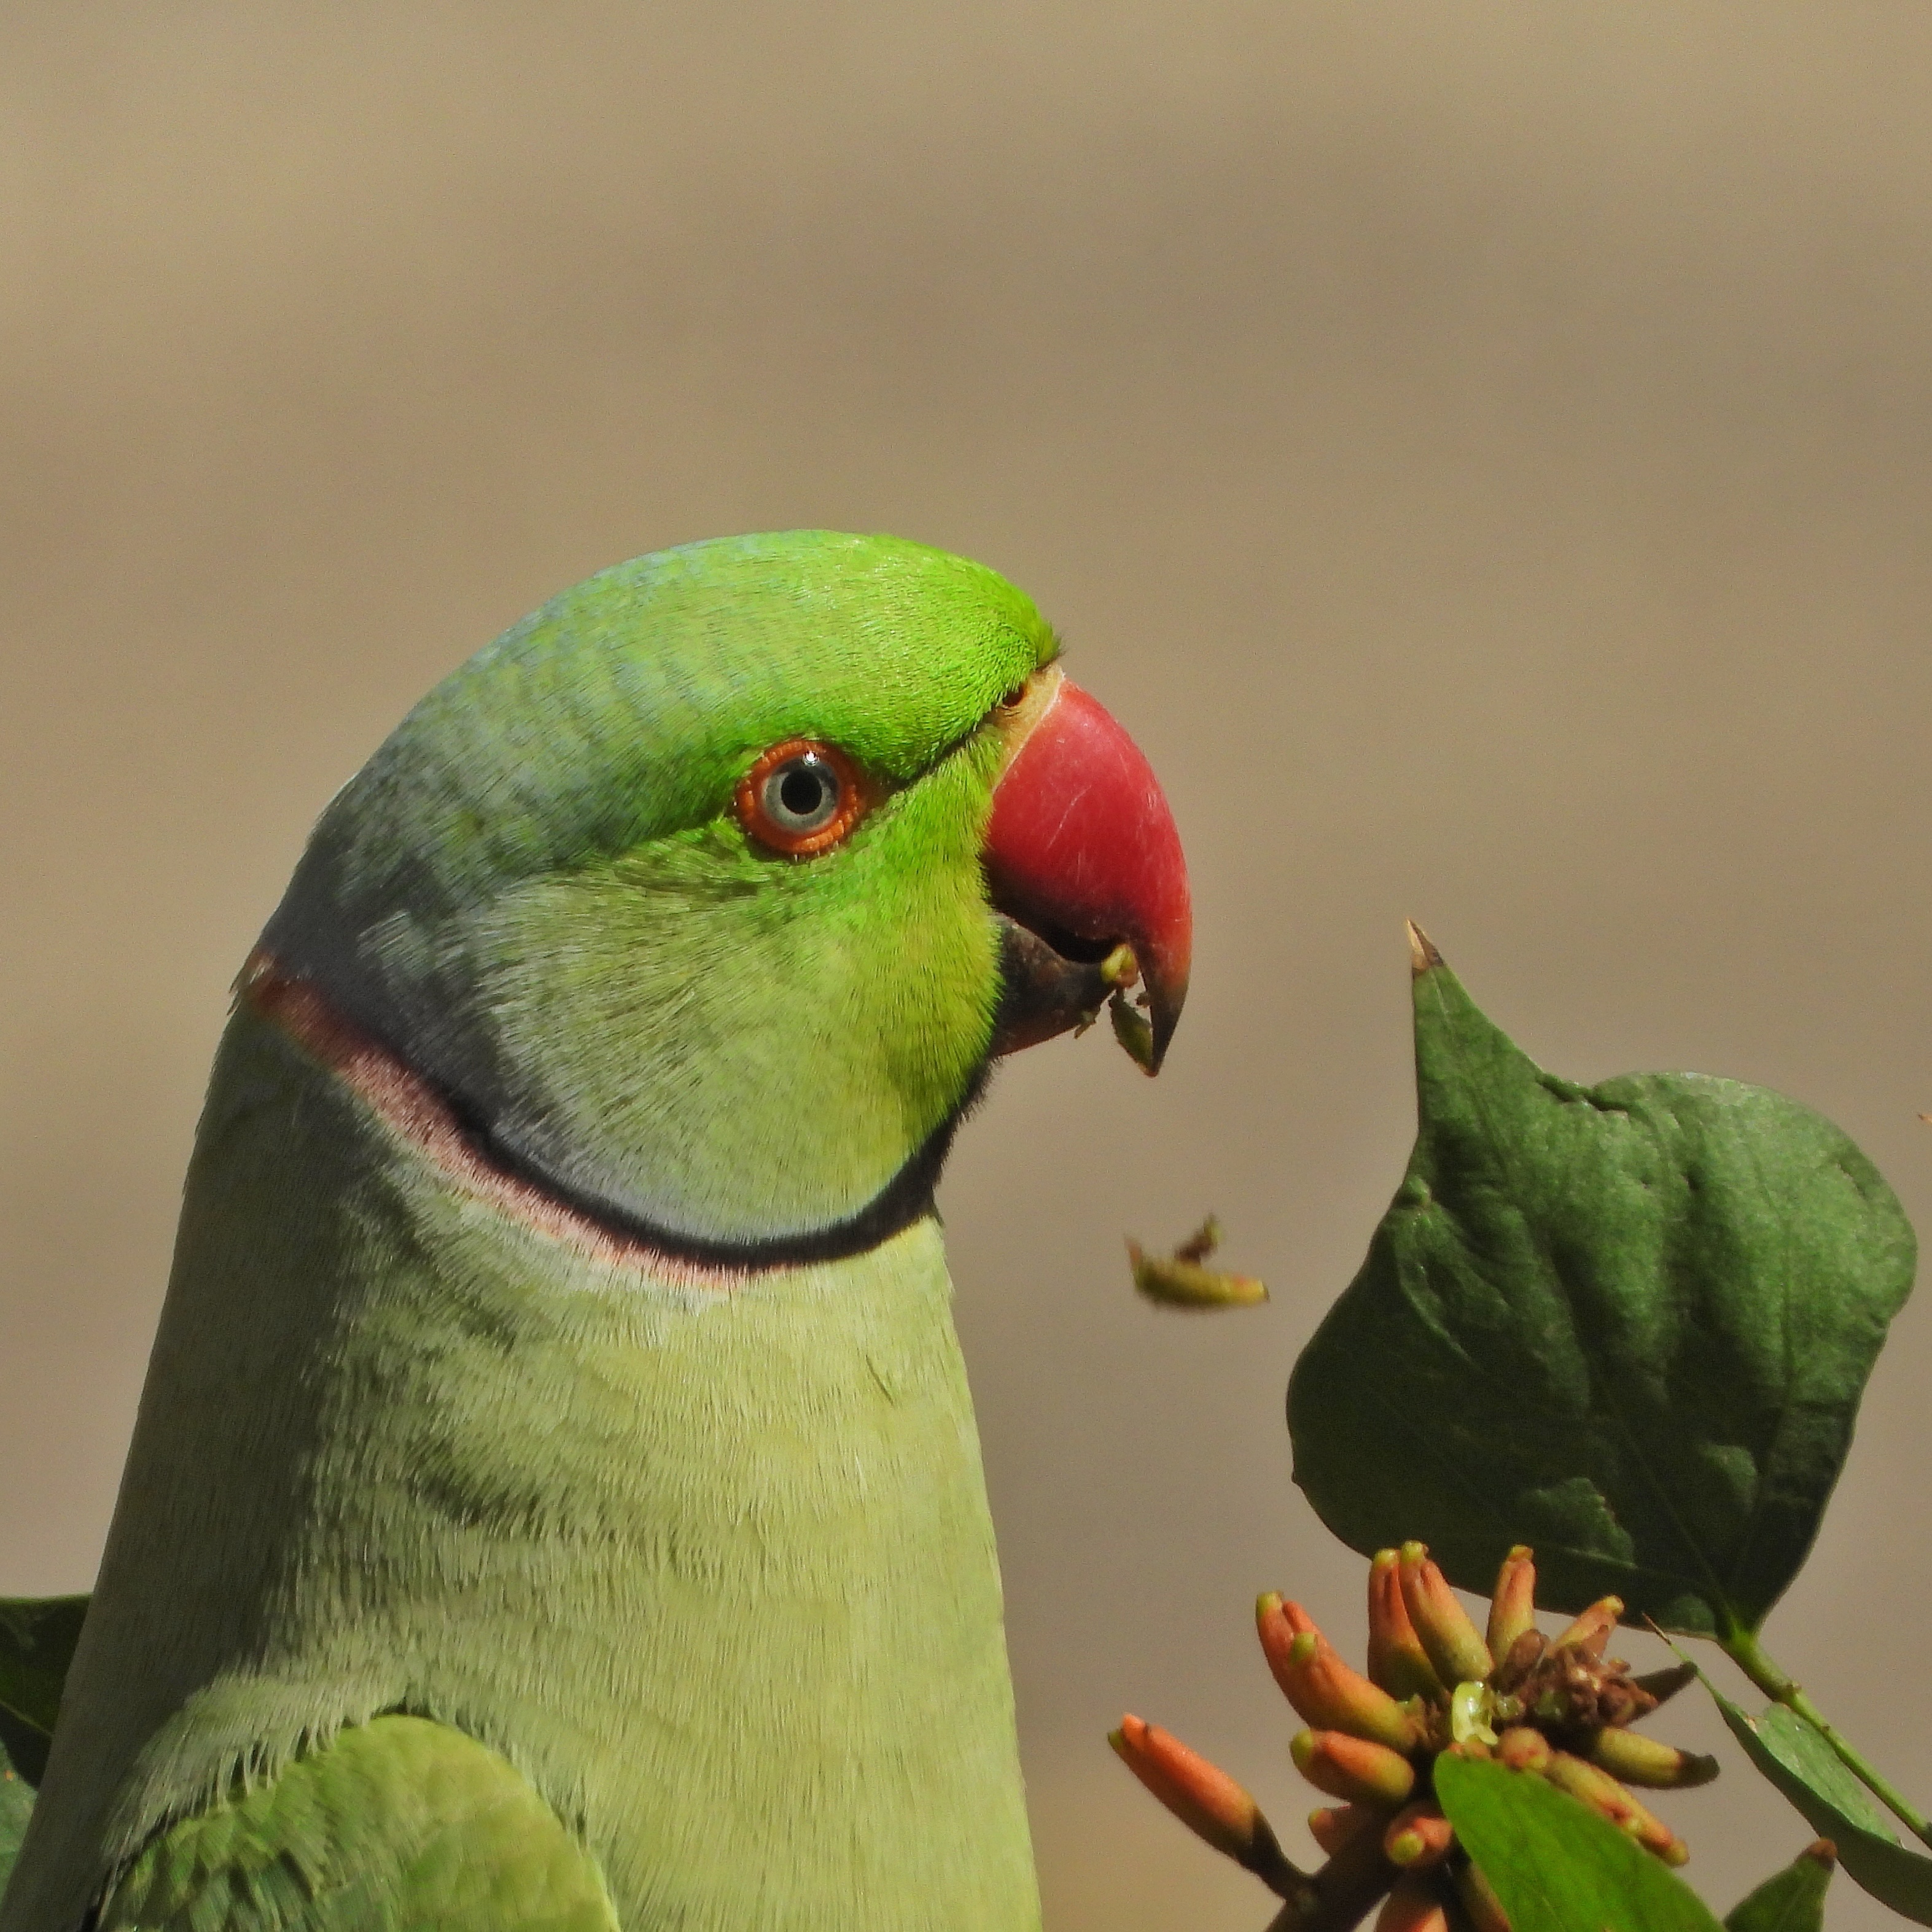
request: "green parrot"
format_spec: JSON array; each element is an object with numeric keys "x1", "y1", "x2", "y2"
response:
[{"x1": 0, "y1": 531, "x2": 1190, "y2": 1931}]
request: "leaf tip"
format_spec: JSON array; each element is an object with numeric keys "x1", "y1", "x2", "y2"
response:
[{"x1": 1405, "y1": 920, "x2": 1443, "y2": 976}]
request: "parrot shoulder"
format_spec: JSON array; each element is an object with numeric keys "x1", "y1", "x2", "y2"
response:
[{"x1": 93, "y1": 1715, "x2": 618, "y2": 1932}]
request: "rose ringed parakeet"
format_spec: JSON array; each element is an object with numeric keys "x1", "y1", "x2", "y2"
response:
[{"x1": 0, "y1": 532, "x2": 1190, "y2": 1931}]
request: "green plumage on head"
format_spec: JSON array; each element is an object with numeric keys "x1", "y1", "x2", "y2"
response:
[
  {"x1": 264, "y1": 529, "x2": 1059, "y2": 1249},
  {"x1": 1, "y1": 529, "x2": 1185, "y2": 1932}
]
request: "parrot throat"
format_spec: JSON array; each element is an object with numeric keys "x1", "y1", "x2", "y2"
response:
[
  {"x1": 238, "y1": 952, "x2": 989, "y2": 1275},
  {"x1": 2, "y1": 999, "x2": 1044, "y2": 1932}
]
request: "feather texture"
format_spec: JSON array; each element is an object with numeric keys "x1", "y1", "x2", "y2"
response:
[
  {"x1": 2, "y1": 534, "x2": 1061, "y2": 1930},
  {"x1": 97, "y1": 1717, "x2": 617, "y2": 1932}
]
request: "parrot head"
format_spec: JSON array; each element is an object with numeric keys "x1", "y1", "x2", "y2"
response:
[{"x1": 255, "y1": 531, "x2": 1189, "y2": 1263}]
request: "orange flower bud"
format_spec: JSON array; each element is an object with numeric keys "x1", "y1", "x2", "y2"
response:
[
  {"x1": 1543, "y1": 1750, "x2": 1688, "y2": 1864},
  {"x1": 1582, "y1": 1726, "x2": 1720, "y2": 1790},
  {"x1": 1486, "y1": 1545, "x2": 1537, "y2": 1662},
  {"x1": 1382, "y1": 1803, "x2": 1455, "y2": 1870},
  {"x1": 1258, "y1": 1594, "x2": 1420, "y2": 1752},
  {"x1": 1541, "y1": 1748, "x2": 1632, "y2": 1821},
  {"x1": 1548, "y1": 1595, "x2": 1623, "y2": 1661},
  {"x1": 1398, "y1": 1543, "x2": 1494, "y2": 1687},
  {"x1": 1374, "y1": 1874, "x2": 1452, "y2": 1931},
  {"x1": 1307, "y1": 1803, "x2": 1377, "y2": 1856},
  {"x1": 1110, "y1": 1715, "x2": 1301, "y2": 1894},
  {"x1": 1368, "y1": 1549, "x2": 1446, "y2": 1701},
  {"x1": 1496, "y1": 1726, "x2": 1551, "y2": 1774},
  {"x1": 1291, "y1": 1728, "x2": 1417, "y2": 1809},
  {"x1": 1455, "y1": 1861, "x2": 1513, "y2": 1932},
  {"x1": 1308, "y1": 1811, "x2": 1411, "y2": 1931}
]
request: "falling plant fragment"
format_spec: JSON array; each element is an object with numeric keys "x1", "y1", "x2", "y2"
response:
[
  {"x1": 1112, "y1": 1541, "x2": 1718, "y2": 1929},
  {"x1": 1126, "y1": 1215, "x2": 1268, "y2": 1309}
]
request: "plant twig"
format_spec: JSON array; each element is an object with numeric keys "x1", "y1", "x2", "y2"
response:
[{"x1": 1721, "y1": 1626, "x2": 1932, "y2": 1848}]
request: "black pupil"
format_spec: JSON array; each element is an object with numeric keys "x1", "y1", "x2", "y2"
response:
[{"x1": 777, "y1": 763, "x2": 833, "y2": 820}]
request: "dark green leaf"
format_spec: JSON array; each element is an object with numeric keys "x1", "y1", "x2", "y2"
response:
[
  {"x1": 0, "y1": 1728, "x2": 36, "y2": 1891},
  {"x1": 1435, "y1": 1750, "x2": 1721, "y2": 1932},
  {"x1": 1703, "y1": 1674, "x2": 1932, "y2": 1922},
  {"x1": 1722, "y1": 1841, "x2": 1834, "y2": 1932},
  {"x1": 0, "y1": 1708, "x2": 45, "y2": 1793},
  {"x1": 0, "y1": 1595, "x2": 88, "y2": 1787},
  {"x1": 1287, "y1": 944, "x2": 1915, "y2": 1633}
]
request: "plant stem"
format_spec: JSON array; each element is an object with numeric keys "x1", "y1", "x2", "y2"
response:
[{"x1": 1722, "y1": 1627, "x2": 1932, "y2": 1848}]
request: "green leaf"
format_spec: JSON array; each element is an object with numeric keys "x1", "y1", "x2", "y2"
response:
[
  {"x1": 1702, "y1": 1674, "x2": 1932, "y2": 1923},
  {"x1": 0, "y1": 1595, "x2": 88, "y2": 1788},
  {"x1": 1434, "y1": 1750, "x2": 1721, "y2": 1932},
  {"x1": 1722, "y1": 1841, "x2": 1835, "y2": 1932},
  {"x1": 0, "y1": 1729, "x2": 35, "y2": 1888},
  {"x1": 1287, "y1": 941, "x2": 1915, "y2": 1633}
]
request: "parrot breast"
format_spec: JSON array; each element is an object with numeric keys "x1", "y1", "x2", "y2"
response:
[{"x1": 2, "y1": 1000, "x2": 1044, "y2": 1931}]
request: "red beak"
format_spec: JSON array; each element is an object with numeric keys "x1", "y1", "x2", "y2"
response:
[{"x1": 982, "y1": 673, "x2": 1192, "y2": 1072}]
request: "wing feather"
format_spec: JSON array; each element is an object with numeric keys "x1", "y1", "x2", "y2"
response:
[{"x1": 95, "y1": 1716, "x2": 618, "y2": 1932}]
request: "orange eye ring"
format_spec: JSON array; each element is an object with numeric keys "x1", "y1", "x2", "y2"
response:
[{"x1": 734, "y1": 739, "x2": 874, "y2": 857}]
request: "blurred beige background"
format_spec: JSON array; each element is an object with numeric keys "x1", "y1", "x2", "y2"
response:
[{"x1": 5, "y1": 4, "x2": 1931, "y2": 1925}]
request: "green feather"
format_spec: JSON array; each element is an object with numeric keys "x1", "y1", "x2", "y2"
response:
[
  {"x1": 1, "y1": 533, "x2": 1052, "y2": 1930},
  {"x1": 263, "y1": 529, "x2": 1058, "y2": 1248},
  {"x1": 98, "y1": 1716, "x2": 617, "y2": 1932}
]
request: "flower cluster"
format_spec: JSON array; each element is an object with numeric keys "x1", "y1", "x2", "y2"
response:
[{"x1": 1111, "y1": 1542, "x2": 1717, "y2": 1931}]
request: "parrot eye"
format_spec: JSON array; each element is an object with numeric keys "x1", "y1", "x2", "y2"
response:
[{"x1": 736, "y1": 739, "x2": 872, "y2": 856}]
